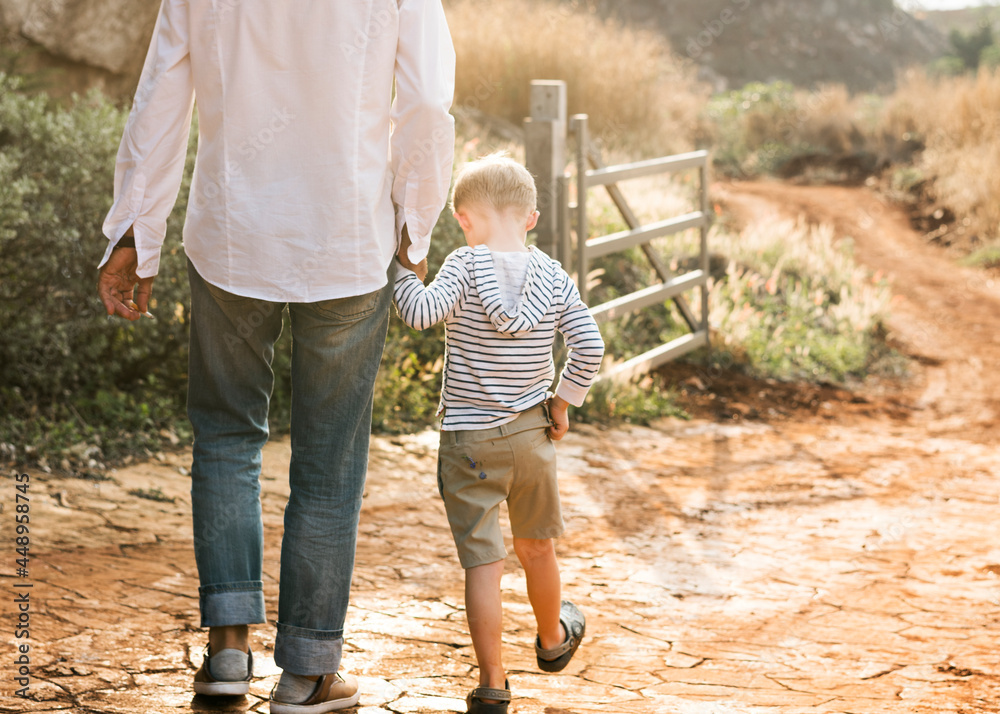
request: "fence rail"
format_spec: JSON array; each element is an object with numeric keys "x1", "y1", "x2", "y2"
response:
[{"x1": 524, "y1": 81, "x2": 711, "y2": 383}]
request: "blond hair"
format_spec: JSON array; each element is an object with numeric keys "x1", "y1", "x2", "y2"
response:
[{"x1": 451, "y1": 152, "x2": 537, "y2": 214}]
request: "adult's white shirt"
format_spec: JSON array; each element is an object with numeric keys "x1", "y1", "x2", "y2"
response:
[{"x1": 100, "y1": 0, "x2": 456, "y2": 302}]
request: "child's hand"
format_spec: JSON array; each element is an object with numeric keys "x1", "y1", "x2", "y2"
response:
[
  {"x1": 397, "y1": 224, "x2": 428, "y2": 281},
  {"x1": 548, "y1": 396, "x2": 570, "y2": 441}
]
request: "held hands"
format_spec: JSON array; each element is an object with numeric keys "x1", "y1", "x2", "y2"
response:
[
  {"x1": 98, "y1": 246, "x2": 156, "y2": 321},
  {"x1": 547, "y1": 395, "x2": 570, "y2": 441},
  {"x1": 397, "y1": 224, "x2": 428, "y2": 281}
]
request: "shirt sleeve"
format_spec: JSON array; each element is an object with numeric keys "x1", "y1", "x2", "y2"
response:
[
  {"x1": 390, "y1": 0, "x2": 456, "y2": 266},
  {"x1": 393, "y1": 252, "x2": 469, "y2": 330},
  {"x1": 554, "y1": 277, "x2": 606, "y2": 407},
  {"x1": 98, "y1": 0, "x2": 195, "y2": 279}
]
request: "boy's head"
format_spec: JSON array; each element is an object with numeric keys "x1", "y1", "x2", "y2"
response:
[
  {"x1": 451, "y1": 152, "x2": 537, "y2": 215},
  {"x1": 451, "y1": 153, "x2": 539, "y2": 247}
]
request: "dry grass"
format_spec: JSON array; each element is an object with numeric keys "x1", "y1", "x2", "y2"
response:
[
  {"x1": 445, "y1": 0, "x2": 707, "y2": 153},
  {"x1": 883, "y1": 68, "x2": 1000, "y2": 244}
]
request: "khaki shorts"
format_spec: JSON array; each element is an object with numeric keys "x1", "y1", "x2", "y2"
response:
[{"x1": 437, "y1": 405, "x2": 564, "y2": 568}]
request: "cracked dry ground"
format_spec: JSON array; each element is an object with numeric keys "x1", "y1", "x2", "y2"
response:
[{"x1": 4, "y1": 181, "x2": 1000, "y2": 714}]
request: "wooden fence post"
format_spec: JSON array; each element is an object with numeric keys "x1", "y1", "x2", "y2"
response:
[
  {"x1": 572, "y1": 113, "x2": 589, "y2": 303},
  {"x1": 524, "y1": 80, "x2": 567, "y2": 260}
]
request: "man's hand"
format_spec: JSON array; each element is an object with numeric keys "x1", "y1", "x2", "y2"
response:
[
  {"x1": 98, "y1": 246, "x2": 155, "y2": 321},
  {"x1": 547, "y1": 395, "x2": 570, "y2": 441},
  {"x1": 397, "y1": 224, "x2": 428, "y2": 281}
]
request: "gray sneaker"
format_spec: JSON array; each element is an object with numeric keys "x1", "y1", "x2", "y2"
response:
[
  {"x1": 269, "y1": 672, "x2": 361, "y2": 714},
  {"x1": 193, "y1": 645, "x2": 253, "y2": 696}
]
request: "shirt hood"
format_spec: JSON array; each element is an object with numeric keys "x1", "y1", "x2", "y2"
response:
[{"x1": 472, "y1": 245, "x2": 554, "y2": 335}]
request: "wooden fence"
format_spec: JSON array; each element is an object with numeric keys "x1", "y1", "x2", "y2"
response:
[{"x1": 525, "y1": 80, "x2": 711, "y2": 382}]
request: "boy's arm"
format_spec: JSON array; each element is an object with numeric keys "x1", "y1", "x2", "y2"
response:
[
  {"x1": 551, "y1": 277, "x2": 605, "y2": 429},
  {"x1": 393, "y1": 252, "x2": 470, "y2": 330}
]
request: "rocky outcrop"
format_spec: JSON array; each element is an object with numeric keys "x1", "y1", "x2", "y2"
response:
[
  {"x1": 17, "y1": 0, "x2": 159, "y2": 74},
  {"x1": 0, "y1": 0, "x2": 158, "y2": 97},
  {"x1": 601, "y1": 0, "x2": 948, "y2": 92}
]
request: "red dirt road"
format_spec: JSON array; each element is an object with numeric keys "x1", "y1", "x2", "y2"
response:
[{"x1": 4, "y1": 181, "x2": 1000, "y2": 714}]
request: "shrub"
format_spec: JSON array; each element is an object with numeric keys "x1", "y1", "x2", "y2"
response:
[
  {"x1": 574, "y1": 377, "x2": 687, "y2": 425},
  {"x1": 948, "y1": 24, "x2": 995, "y2": 71},
  {"x1": 707, "y1": 81, "x2": 869, "y2": 177},
  {"x1": 0, "y1": 73, "x2": 195, "y2": 469},
  {"x1": 0, "y1": 74, "x2": 191, "y2": 403},
  {"x1": 706, "y1": 217, "x2": 892, "y2": 382}
]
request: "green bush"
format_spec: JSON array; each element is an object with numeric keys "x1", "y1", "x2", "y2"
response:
[
  {"x1": 707, "y1": 81, "x2": 871, "y2": 177},
  {"x1": 0, "y1": 73, "x2": 195, "y2": 470},
  {"x1": 706, "y1": 217, "x2": 893, "y2": 383},
  {"x1": 574, "y1": 378, "x2": 687, "y2": 425},
  {"x1": 0, "y1": 74, "x2": 188, "y2": 401},
  {"x1": 927, "y1": 55, "x2": 967, "y2": 78},
  {"x1": 707, "y1": 82, "x2": 815, "y2": 176},
  {"x1": 982, "y1": 44, "x2": 1000, "y2": 70},
  {"x1": 948, "y1": 24, "x2": 995, "y2": 71}
]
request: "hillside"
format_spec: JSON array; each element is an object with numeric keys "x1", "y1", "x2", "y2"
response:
[
  {"x1": 599, "y1": 0, "x2": 948, "y2": 91},
  {"x1": 1, "y1": 0, "x2": 949, "y2": 98},
  {"x1": 922, "y1": 5, "x2": 1000, "y2": 35}
]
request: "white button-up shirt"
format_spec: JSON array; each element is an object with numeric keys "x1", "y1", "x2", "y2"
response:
[{"x1": 100, "y1": 0, "x2": 455, "y2": 302}]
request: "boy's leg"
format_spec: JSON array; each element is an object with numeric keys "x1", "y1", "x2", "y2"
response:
[
  {"x1": 465, "y1": 560, "x2": 507, "y2": 693},
  {"x1": 512, "y1": 538, "x2": 565, "y2": 649}
]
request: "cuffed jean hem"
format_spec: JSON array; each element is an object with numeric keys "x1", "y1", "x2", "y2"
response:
[
  {"x1": 199, "y1": 581, "x2": 266, "y2": 627},
  {"x1": 274, "y1": 621, "x2": 344, "y2": 676}
]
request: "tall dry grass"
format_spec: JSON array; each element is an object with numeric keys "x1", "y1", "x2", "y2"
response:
[
  {"x1": 884, "y1": 68, "x2": 1000, "y2": 244},
  {"x1": 445, "y1": 0, "x2": 706, "y2": 153}
]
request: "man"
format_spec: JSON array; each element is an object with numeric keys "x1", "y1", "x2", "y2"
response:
[{"x1": 96, "y1": 1, "x2": 454, "y2": 711}]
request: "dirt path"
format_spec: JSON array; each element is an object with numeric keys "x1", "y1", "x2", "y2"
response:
[
  {"x1": 714, "y1": 180, "x2": 1000, "y2": 440},
  {"x1": 5, "y1": 181, "x2": 1000, "y2": 714}
]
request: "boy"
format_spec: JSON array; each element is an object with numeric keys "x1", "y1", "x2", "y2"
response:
[{"x1": 393, "y1": 153, "x2": 605, "y2": 713}]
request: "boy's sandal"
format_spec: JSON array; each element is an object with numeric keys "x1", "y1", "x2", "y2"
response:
[
  {"x1": 466, "y1": 679, "x2": 510, "y2": 714},
  {"x1": 536, "y1": 600, "x2": 586, "y2": 672}
]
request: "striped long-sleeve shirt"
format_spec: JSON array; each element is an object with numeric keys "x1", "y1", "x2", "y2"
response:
[{"x1": 393, "y1": 244, "x2": 605, "y2": 430}]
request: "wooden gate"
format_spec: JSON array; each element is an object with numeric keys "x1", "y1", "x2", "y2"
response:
[{"x1": 525, "y1": 81, "x2": 711, "y2": 382}]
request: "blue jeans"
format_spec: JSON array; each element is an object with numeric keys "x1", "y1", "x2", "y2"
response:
[{"x1": 186, "y1": 258, "x2": 393, "y2": 676}]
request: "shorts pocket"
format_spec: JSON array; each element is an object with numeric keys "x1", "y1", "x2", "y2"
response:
[{"x1": 526, "y1": 426, "x2": 552, "y2": 450}]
